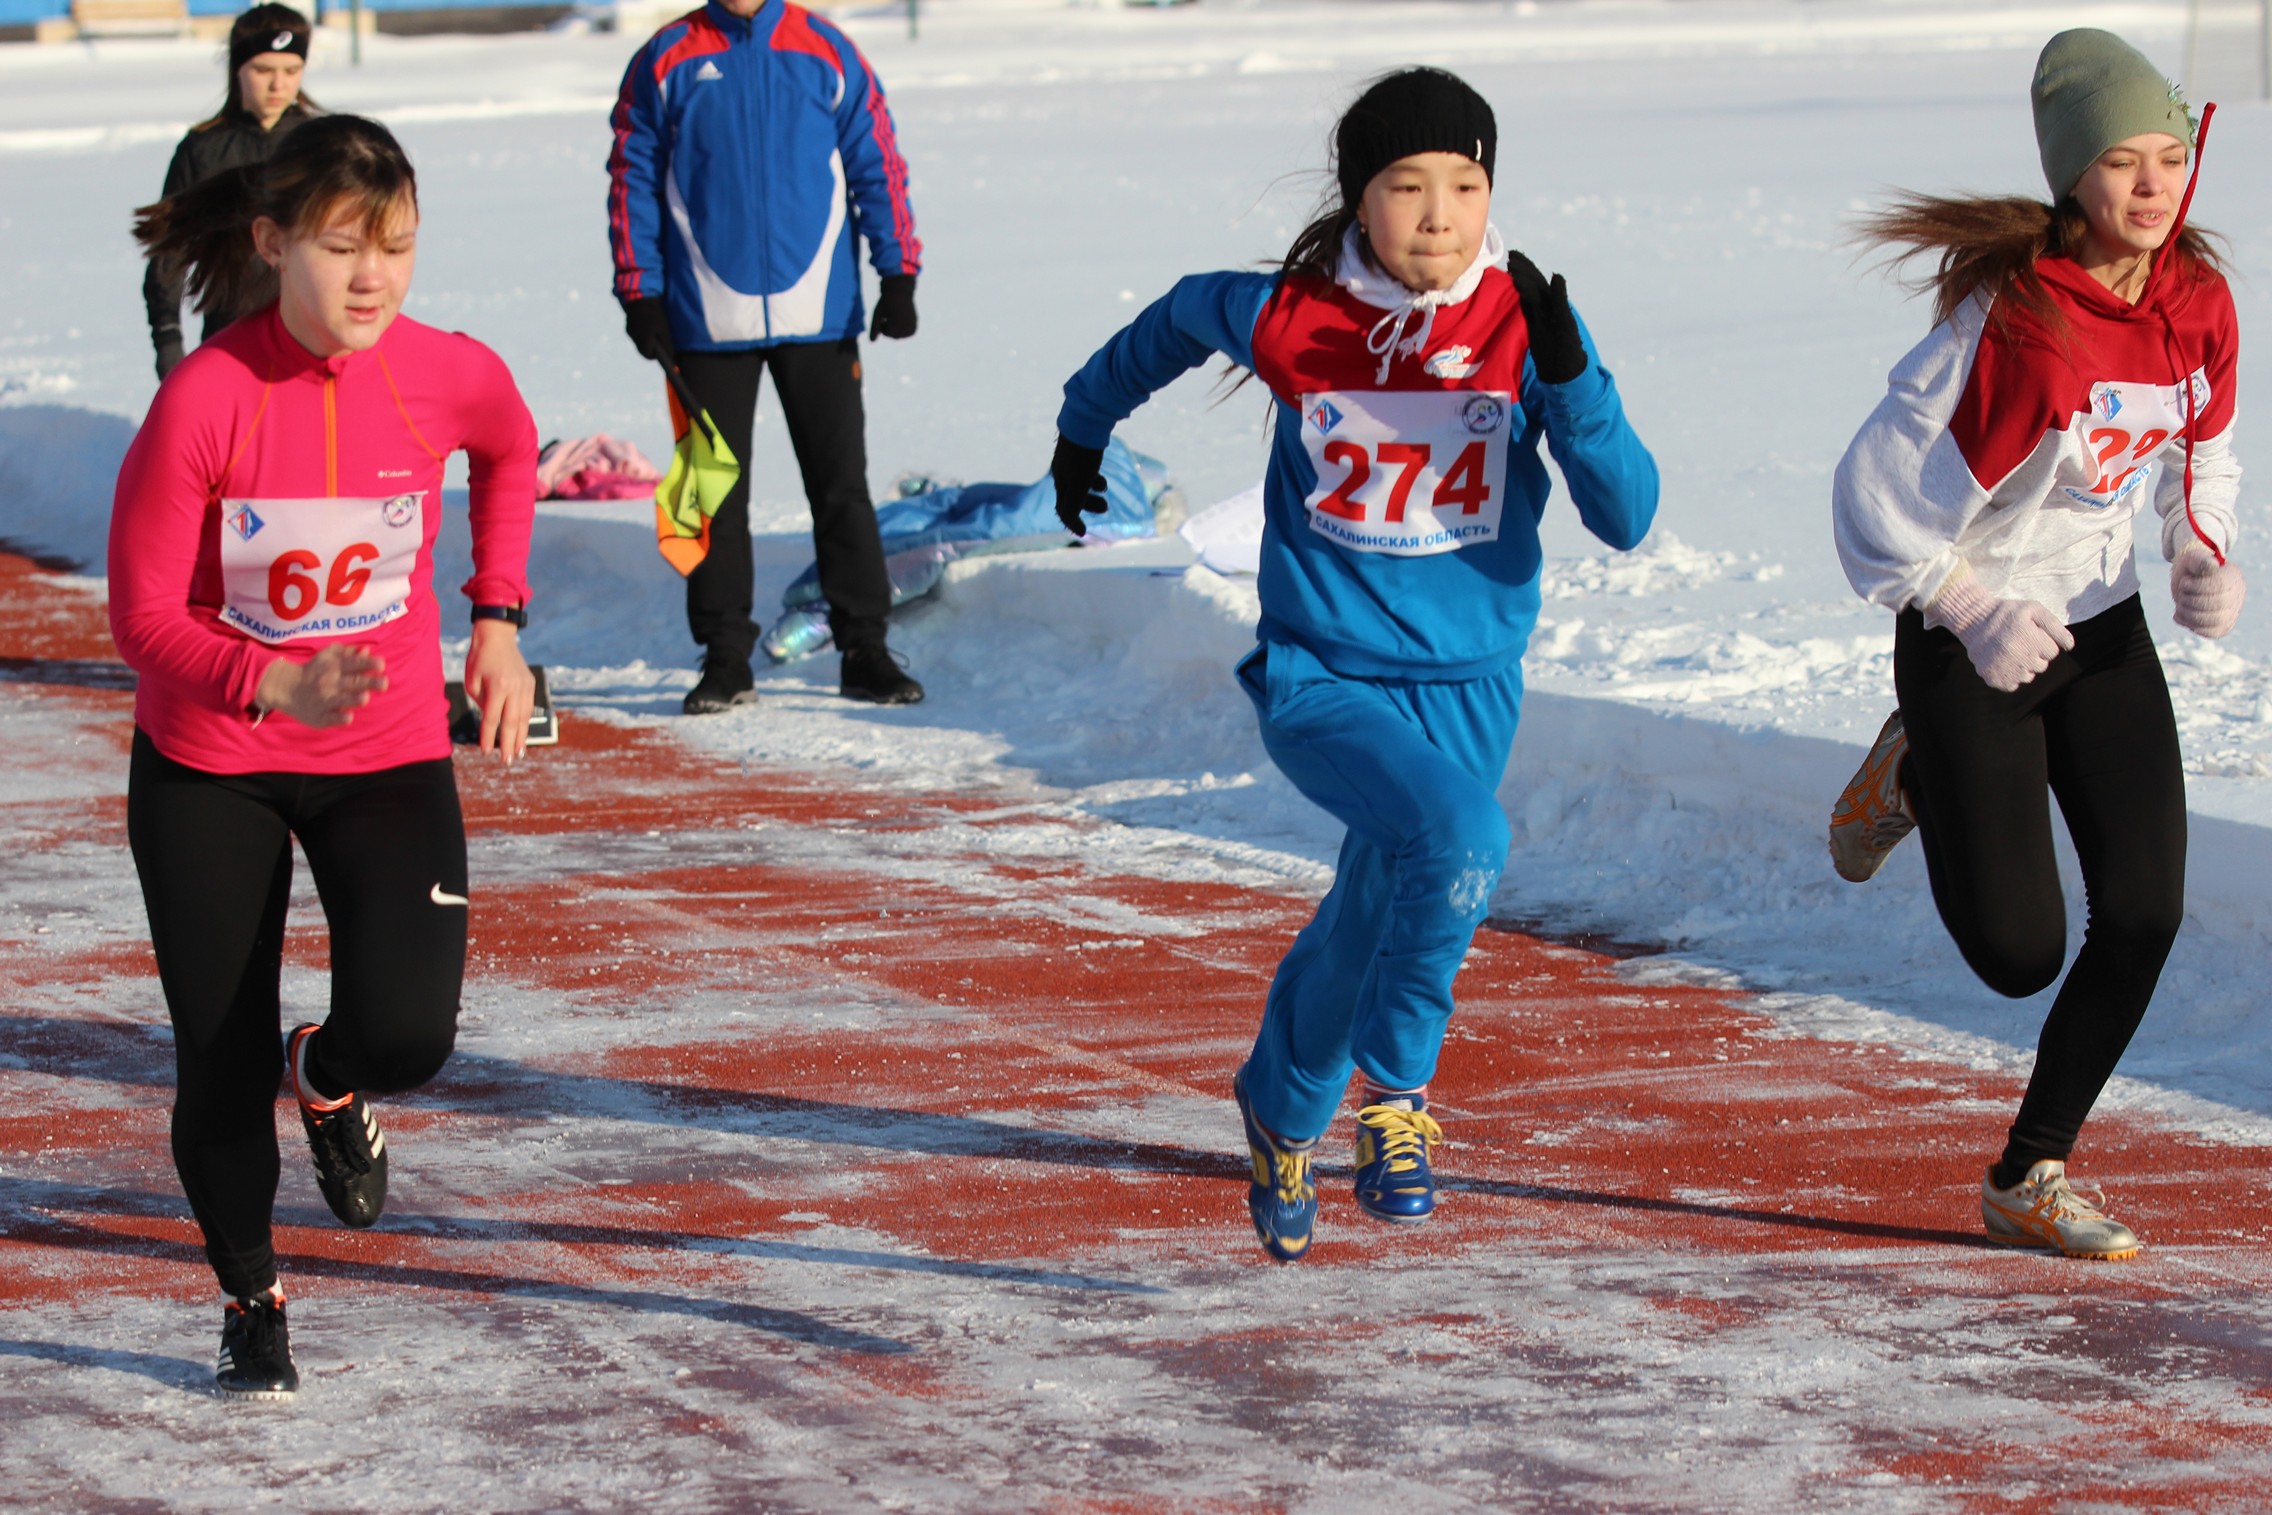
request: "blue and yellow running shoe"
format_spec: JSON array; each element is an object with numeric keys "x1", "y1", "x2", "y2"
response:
[
  {"x1": 1232, "y1": 1066, "x2": 1316, "y2": 1262},
  {"x1": 1354, "y1": 1097, "x2": 1444, "y2": 1223}
]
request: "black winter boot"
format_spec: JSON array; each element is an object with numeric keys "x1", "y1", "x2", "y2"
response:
[
  {"x1": 683, "y1": 654, "x2": 757, "y2": 715},
  {"x1": 840, "y1": 645, "x2": 924, "y2": 705}
]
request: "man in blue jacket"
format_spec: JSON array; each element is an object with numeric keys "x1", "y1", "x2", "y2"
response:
[{"x1": 608, "y1": 0, "x2": 924, "y2": 711}]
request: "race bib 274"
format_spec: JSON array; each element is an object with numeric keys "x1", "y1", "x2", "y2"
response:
[{"x1": 1299, "y1": 390, "x2": 1512, "y2": 556}]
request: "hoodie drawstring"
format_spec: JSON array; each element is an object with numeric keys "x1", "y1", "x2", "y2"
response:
[
  {"x1": 1365, "y1": 290, "x2": 1449, "y2": 386},
  {"x1": 2152, "y1": 100, "x2": 2222, "y2": 566}
]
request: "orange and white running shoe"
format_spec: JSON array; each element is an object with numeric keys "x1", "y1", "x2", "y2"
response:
[
  {"x1": 1981, "y1": 1160, "x2": 2140, "y2": 1261},
  {"x1": 1828, "y1": 711, "x2": 1916, "y2": 883}
]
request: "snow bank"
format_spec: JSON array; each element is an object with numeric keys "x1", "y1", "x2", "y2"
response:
[{"x1": 0, "y1": 406, "x2": 134, "y2": 567}]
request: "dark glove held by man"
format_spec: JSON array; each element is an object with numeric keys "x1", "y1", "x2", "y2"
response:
[
  {"x1": 1050, "y1": 435, "x2": 1109, "y2": 537},
  {"x1": 869, "y1": 275, "x2": 918, "y2": 341},
  {"x1": 623, "y1": 296, "x2": 675, "y2": 364},
  {"x1": 154, "y1": 332, "x2": 185, "y2": 382},
  {"x1": 1504, "y1": 250, "x2": 1588, "y2": 386}
]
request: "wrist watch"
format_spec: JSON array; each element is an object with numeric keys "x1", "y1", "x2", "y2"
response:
[{"x1": 471, "y1": 603, "x2": 527, "y2": 629}]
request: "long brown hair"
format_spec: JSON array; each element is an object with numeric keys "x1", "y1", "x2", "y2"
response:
[
  {"x1": 133, "y1": 114, "x2": 418, "y2": 323},
  {"x1": 1855, "y1": 191, "x2": 2225, "y2": 334},
  {"x1": 194, "y1": 3, "x2": 320, "y2": 133}
]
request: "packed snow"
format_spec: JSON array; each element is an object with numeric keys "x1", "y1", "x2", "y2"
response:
[{"x1": 3, "y1": 0, "x2": 2271, "y2": 1131}]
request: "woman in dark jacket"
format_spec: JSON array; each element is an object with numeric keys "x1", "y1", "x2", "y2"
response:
[{"x1": 144, "y1": 3, "x2": 319, "y2": 378}]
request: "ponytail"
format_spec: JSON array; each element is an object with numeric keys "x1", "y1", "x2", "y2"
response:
[
  {"x1": 133, "y1": 114, "x2": 418, "y2": 322},
  {"x1": 1855, "y1": 190, "x2": 2224, "y2": 336}
]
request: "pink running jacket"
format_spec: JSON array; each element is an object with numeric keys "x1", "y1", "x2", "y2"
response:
[{"x1": 110, "y1": 306, "x2": 538, "y2": 775}]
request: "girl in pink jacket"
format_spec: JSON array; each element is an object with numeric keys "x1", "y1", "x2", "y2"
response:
[{"x1": 115, "y1": 113, "x2": 538, "y2": 1396}]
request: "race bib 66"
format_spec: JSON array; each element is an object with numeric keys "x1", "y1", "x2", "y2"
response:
[
  {"x1": 216, "y1": 493, "x2": 423, "y2": 644},
  {"x1": 1299, "y1": 390, "x2": 1512, "y2": 556}
]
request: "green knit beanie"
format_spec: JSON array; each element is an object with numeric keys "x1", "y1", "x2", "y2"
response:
[{"x1": 2031, "y1": 29, "x2": 2195, "y2": 200}]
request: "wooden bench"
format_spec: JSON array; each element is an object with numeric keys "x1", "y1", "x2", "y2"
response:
[{"x1": 68, "y1": 0, "x2": 191, "y2": 37}]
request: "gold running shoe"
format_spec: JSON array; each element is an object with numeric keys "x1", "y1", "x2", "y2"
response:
[
  {"x1": 1829, "y1": 711, "x2": 1916, "y2": 883},
  {"x1": 1982, "y1": 1160, "x2": 2140, "y2": 1261}
]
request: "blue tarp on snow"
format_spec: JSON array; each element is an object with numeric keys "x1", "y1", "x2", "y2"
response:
[{"x1": 761, "y1": 438, "x2": 1168, "y2": 662}]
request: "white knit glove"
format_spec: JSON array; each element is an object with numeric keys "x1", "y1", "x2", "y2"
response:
[
  {"x1": 1929, "y1": 571, "x2": 2073, "y2": 693},
  {"x1": 2171, "y1": 545, "x2": 2246, "y2": 639}
]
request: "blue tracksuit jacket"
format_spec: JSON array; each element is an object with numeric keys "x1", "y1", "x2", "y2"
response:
[
  {"x1": 607, "y1": 0, "x2": 921, "y2": 350},
  {"x1": 1058, "y1": 265, "x2": 1657, "y2": 680}
]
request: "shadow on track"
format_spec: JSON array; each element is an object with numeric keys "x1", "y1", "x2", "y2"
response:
[
  {"x1": 4, "y1": 1022, "x2": 1991, "y2": 1256},
  {"x1": 0, "y1": 1189, "x2": 909, "y2": 1357},
  {"x1": 0, "y1": 1337, "x2": 206, "y2": 1392}
]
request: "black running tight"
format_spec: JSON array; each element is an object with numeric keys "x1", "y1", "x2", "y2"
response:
[
  {"x1": 1893, "y1": 593, "x2": 2186, "y2": 1172},
  {"x1": 126, "y1": 731, "x2": 467, "y2": 1297}
]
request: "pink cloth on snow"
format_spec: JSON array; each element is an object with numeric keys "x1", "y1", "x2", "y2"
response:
[{"x1": 537, "y1": 434, "x2": 663, "y2": 500}]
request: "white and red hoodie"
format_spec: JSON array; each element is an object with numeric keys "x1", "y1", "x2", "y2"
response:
[
  {"x1": 1834, "y1": 251, "x2": 2239, "y2": 625},
  {"x1": 109, "y1": 305, "x2": 538, "y2": 775}
]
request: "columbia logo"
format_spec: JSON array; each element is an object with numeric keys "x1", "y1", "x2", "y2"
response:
[
  {"x1": 1308, "y1": 401, "x2": 1343, "y2": 434},
  {"x1": 695, "y1": 60, "x2": 723, "y2": 81},
  {"x1": 227, "y1": 506, "x2": 264, "y2": 541}
]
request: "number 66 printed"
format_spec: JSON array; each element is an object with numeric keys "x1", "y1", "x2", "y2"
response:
[{"x1": 268, "y1": 542, "x2": 379, "y2": 622}]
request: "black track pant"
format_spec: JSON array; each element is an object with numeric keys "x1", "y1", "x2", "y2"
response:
[
  {"x1": 678, "y1": 338, "x2": 892, "y2": 664},
  {"x1": 126, "y1": 731, "x2": 467, "y2": 1298},
  {"x1": 1894, "y1": 593, "x2": 2186, "y2": 1169}
]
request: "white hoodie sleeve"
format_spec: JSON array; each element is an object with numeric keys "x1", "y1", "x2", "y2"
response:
[
  {"x1": 2156, "y1": 417, "x2": 2240, "y2": 562},
  {"x1": 1832, "y1": 300, "x2": 1993, "y2": 614}
]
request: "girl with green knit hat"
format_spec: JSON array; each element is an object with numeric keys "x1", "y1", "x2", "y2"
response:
[{"x1": 1825, "y1": 29, "x2": 2245, "y2": 1259}]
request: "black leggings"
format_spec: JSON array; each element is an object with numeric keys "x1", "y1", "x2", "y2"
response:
[
  {"x1": 677, "y1": 338, "x2": 892, "y2": 662},
  {"x1": 126, "y1": 731, "x2": 467, "y2": 1297},
  {"x1": 1894, "y1": 594, "x2": 2186, "y2": 1170}
]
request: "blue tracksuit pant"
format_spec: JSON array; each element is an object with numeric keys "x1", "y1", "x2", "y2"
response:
[{"x1": 1237, "y1": 638, "x2": 1523, "y2": 1143}]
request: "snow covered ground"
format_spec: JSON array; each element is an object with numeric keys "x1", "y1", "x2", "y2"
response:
[{"x1": 3, "y1": 0, "x2": 2271, "y2": 1128}]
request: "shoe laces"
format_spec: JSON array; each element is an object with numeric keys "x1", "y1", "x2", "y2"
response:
[
  {"x1": 2033, "y1": 1170, "x2": 2114, "y2": 1224},
  {"x1": 1356, "y1": 1104, "x2": 1444, "y2": 1174},
  {"x1": 309, "y1": 1101, "x2": 374, "y2": 1177},
  {"x1": 1265, "y1": 1142, "x2": 1314, "y2": 1206},
  {"x1": 846, "y1": 644, "x2": 909, "y2": 673},
  {"x1": 226, "y1": 1294, "x2": 286, "y2": 1353}
]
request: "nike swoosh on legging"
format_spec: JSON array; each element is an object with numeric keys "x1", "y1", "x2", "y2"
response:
[{"x1": 430, "y1": 884, "x2": 469, "y2": 907}]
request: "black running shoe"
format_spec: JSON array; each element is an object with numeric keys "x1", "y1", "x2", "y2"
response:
[
  {"x1": 840, "y1": 644, "x2": 924, "y2": 705},
  {"x1": 289, "y1": 1024, "x2": 388, "y2": 1230},
  {"x1": 216, "y1": 1293, "x2": 298, "y2": 1398},
  {"x1": 683, "y1": 655, "x2": 757, "y2": 715}
]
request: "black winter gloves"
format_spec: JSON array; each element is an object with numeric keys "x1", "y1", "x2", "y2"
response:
[
  {"x1": 1051, "y1": 435, "x2": 1109, "y2": 536},
  {"x1": 623, "y1": 296, "x2": 675, "y2": 365},
  {"x1": 869, "y1": 274, "x2": 918, "y2": 340},
  {"x1": 154, "y1": 330, "x2": 185, "y2": 382},
  {"x1": 1504, "y1": 250, "x2": 1587, "y2": 386}
]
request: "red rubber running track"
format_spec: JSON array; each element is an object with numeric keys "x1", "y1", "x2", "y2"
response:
[{"x1": 1, "y1": 550, "x2": 2268, "y2": 1511}]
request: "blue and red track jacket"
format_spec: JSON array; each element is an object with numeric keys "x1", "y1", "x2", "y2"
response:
[
  {"x1": 608, "y1": 0, "x2": 921, "y2": 350},
  {"x1": 1060, "y1": 230, "x2": 1657, "y2": 682}
]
